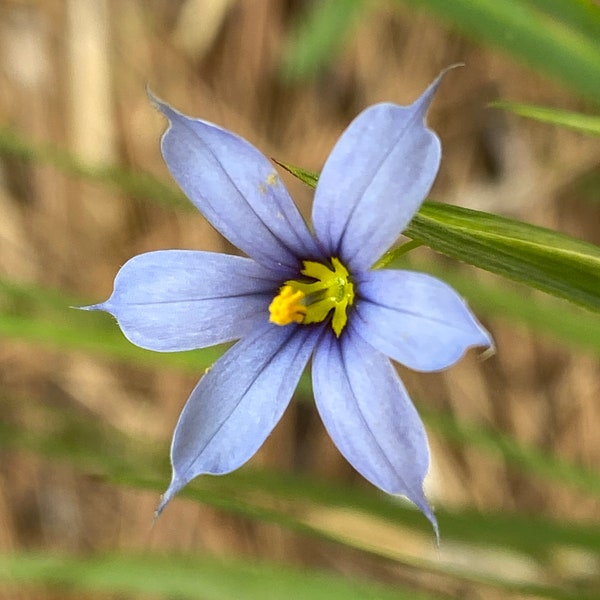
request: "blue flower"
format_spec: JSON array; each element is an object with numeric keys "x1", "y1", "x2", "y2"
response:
[{"x1": 86, "y1": 72, "x2": 491, "y2": 534}]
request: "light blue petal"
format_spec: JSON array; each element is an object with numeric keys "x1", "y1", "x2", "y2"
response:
[
  {"x1": 84, "y1": 250, "x2": 278, "y2": 351},
  {"x1": 157, "y1": 322, "x2": 322, "y2": 514},
  {"x1": 312, "y1": 325, "x2": 437, "y2": 535},
  {"x1": 312, "y1": 72, "x2": 446, "y2": 271},
  {"x1": 354, "y1": 270, "x2": 492, "y2": 372},
  {"x1": 152, "y1": 94, "x2": 322, "y2": 274}
]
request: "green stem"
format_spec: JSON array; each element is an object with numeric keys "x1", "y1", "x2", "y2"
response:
[{"x1": 373, "y1": 240, "x2": 423, "y2": 269}]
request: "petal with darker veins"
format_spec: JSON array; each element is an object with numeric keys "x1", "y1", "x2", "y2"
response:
[
  {"x1": 153, "y1": 95, "x2": 322, "y2": 275},
  {"x1": 354, "y1": 269, "x2": 492, "y2": 372},
  {"x1": 312, "y1": 73, "x2": 447, "y2": 271},
  {"x1": 157, "y1": 321, "x2": 323, "y2": 513},
  {"x1": 83, "y1": 250, "x2": 278, "y2": 351},
  {"x1": 312, "y1": 325, "x2": 437, "y2": 535}
]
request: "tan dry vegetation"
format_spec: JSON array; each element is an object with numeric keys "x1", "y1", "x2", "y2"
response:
[{"x1": 0, "y1": 1, "x2": 599, "y2": 599}]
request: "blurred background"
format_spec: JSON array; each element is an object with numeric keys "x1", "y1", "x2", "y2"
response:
[{"x1": 0, "y1": 1, "x2": 599, "y2": 598}]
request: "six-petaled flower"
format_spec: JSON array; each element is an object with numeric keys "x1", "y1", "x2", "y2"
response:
[{"x1": 84, "y1": 71, "x2": 492, "y2": 535}]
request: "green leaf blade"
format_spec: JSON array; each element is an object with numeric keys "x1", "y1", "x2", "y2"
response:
[
  {"x1": 273, "y1": 159, "x2": 320, "y2": 188},
  {"x1": 491, "y1": 101, "x2": 600, "y2": 136},
  {"x1": 399, "y1": 0, "x2": 600, "y2": 102},
  {"x1": 404, "y1": 202, "x2": 600, "y2": 312}
]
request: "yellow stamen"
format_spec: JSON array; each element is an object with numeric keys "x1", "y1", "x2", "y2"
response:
[
  {"x1": 269, "y1": 285, "x2": 307, "y2": 326},
  {"x1": 268, "y1": 258, "x2": 354, "y2": 337}
]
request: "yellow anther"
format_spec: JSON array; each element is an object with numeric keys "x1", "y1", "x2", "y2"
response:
[
  {"x1": 268, "y1": 258, "x2": 354, "y2": 337},
  {"x1": 269, "y1": 285, "x2": 307, "y2": 326}
]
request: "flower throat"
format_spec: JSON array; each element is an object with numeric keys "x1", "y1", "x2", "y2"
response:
[{"x1": 268, "y1": 258, "x2": 354, "y2": 337}]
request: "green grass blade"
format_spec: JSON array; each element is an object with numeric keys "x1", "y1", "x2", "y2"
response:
[
  {"x1": 3, "y1": 395, "x2": 600, "y2": 557},
  {"x1": 0, "y1": 278, "x2": 316, "y2": 395},
  {"x1": 0, "y1": 310, "x2": 224, "y2": 374},
  {"x1": 4, "y1": 269, "x2": 600, "y2": 402},
  {"x1": 403, "y1": 202, "x2": 600, "y2": 312},
  {"x1": 399, "y1": 0, "x2": 600, "y2": 102},
  {"x1": 491, "y1": 101, "x2": 600, "y2": 136},
  {"x1": 522, "y1": 0, "x2": 600, "y2": 46},
  {"x1": 5, "y1": 273, "x2": 600, "y2": 504}
]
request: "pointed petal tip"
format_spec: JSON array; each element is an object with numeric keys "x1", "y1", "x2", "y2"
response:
[
  {"x1": 74, "y1": 302, "x2": 106, "y2": 312},
  {"x1": 390, "y1": 487, "x2": 438, "y2": 542},
  {"x1": 153, "y1": 493, "x2": 170, "y2": 520},
  {"x1": 401, "y1": 486, "x2": 438, "y2": 543},
  {"x1": 433, "y1": 520, "x2": 440, "y2": 546},
  {"x1": 419, "y1": 497, "x2": 440, "y2": 544},
  {"x1": 146, "y1": 85, "x2": 166, "y2": 113},
  {"x1": 412, "y1": 64, "x2": 465, "y2": 119},
  {"x1": 154, "y1": 476, "x2": 184, "y2": 519},
  {"x1": 146, "y1": 86, "x2": 180, "y2": 123},
  {"x1": 464, "y1": 322, "x2": 494, "y2": 363},
  {"x1": 447, "y1": 327, "x2": 494, "y2": 372},
  {"x1": 478, "y1": 342, "x2": 496, "y2": 362},
  {"x1": 471, "y1": 320, "x2": 495, "y2": 357},
  {"x1": 441, "y1": 62, "x2": 466, "y2": 75}
]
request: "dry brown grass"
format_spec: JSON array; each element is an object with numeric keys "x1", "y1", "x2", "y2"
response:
[{"x1": 0, "y1": 1, "x2": 599, "y2": 598}]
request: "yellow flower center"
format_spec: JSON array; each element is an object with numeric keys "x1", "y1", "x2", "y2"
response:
[{"x1": 268, "y1": 258, "x2": 354, "y2": 337}]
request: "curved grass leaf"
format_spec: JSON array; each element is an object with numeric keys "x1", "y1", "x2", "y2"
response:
[
  {"x1": 4, "y1": 270, "x2": 600, "y2": 412},
  {"x1": 403, "y1": 202, "x2": 600, "y2": 312},
  {"x1": 0, "y1": 278, "x2": 225, "y2": 373},
  {"x1": 399, "y1": 0, "x2": 600, "y2": 102},
  {"x1": 0, "y1": 310, "x2": 224, "y2": 375},
  {"x1": 4, "y1": 274, "x2": 600, "y2": 504},
  {"x1": 491, "y1": 101, "x2": 600, "y2": 136},
  {"x1": 0, "y1": 278, "x2": 310, "y2": 394},
  {"x1": 4, "y1": 394, "x2": 600, "y2": 557},
  {"x1": 525, "y1": 0, "x2": 600, "y2": 45}
]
